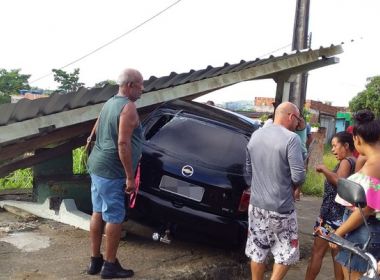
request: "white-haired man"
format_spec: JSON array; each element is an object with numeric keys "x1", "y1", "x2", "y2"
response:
[{"x1": 87, "y1": 68, "x2": 144, "y2": 279}]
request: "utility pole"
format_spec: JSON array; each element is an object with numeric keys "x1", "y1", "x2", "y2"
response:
[{"x1": 289, "y1": 0, "x2": 311, "y2": 110}]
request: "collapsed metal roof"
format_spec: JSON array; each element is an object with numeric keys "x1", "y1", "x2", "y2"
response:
[{"x1": 0, "y1": 44, "x2": 343, "y2": 176}]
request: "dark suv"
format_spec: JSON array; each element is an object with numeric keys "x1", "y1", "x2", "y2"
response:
[{"x1": 131, "y1": 100, "x2": 259, "y2": 245}]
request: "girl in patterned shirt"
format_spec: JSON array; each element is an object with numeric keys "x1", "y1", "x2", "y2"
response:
[{"x1": 334, "y1": 110, "x2": 380, "y2": 280}]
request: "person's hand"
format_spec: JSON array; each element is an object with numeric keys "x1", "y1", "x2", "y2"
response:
[
  {"x1": 316, "y1": 164, "x2": 325, "y2": 173},
  {"x1": 329, "y1": 230, "x2": 342, "y2": 250},
  {"x1": 329, "y1": 242, "x2": 338, "y2": 250},
  {"x1": 293, "y1": 188, "x2": 301, "y2": 201},
  {"x1": 125, "y1": 178, "x2": 136, "y2": 194}
]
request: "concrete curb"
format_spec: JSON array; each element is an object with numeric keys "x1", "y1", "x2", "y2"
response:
[{"x1": 0, "y1": 198, "x2": 90, "y2": 231}]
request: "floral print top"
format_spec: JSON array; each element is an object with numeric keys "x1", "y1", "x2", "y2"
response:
[
  {"x1": 320, "y1": 158, "x2": 355, "y2": 222},
  {"x1": 335, "y1": 172, "x2": 380, "y2": 213}
]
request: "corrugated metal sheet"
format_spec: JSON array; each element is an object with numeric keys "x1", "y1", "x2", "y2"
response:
[
  {"x1": 0, "y1": 44, "x2": 345, "y2": 176},
  {"x1": 0, "y1": 45, "x2": 342, "y2": 127}
]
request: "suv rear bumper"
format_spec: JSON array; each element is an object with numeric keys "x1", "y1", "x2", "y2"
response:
[{"x1": 131, "y1": 191, "x2": 248, "y2": 244}]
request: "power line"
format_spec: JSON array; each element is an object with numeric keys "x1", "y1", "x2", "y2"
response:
[
  {"x1": 258, "y1": 43, "x2": 292, "y2": 59},
  {"x1": 30, "y1": 0, "x2": 183, "y2": 84}
]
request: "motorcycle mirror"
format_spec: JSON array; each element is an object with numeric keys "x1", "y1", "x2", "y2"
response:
[{"x1": 337, "y1": 178, "x2": 367, "y2": 208}]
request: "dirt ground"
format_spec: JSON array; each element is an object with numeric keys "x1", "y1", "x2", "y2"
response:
[{"x1": 0, "y1": 194, "x2": 335, "y2": 280}]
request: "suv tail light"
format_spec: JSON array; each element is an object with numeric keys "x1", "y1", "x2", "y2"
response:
[{"x1": 238, "y1": 188, "x2": 251, "y2": 212}]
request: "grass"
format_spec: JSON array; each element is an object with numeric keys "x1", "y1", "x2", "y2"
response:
[
  {"x1": 72, "y1": 146, "x2": 88, "y2": 175},
  {"x1": 0, "y1": 168, "x2": 33, "y2": 190},
  {"x1": 0, "y1": 147, "x2": 87, "y2": 190},
  {"x1": 302, "y1": 144, "x2": 338, "y2": 197}
]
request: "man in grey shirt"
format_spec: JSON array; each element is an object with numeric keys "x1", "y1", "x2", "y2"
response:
[{"x1": 245, "y1": 102, "x2": 306, "y2": 280}]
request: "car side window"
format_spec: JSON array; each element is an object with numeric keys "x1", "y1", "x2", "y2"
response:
[{"x1": 144, "y1": 114, "x2": 174, "y2": 140}]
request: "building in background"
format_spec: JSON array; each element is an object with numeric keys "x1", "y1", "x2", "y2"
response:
[
  {"x1": 11, "y1": 90, "x2": 49, "y2": 103},
  {"x1": 335, "y1": 112, "x2": 353, "y2": 133},
  {"x1": 253, "y1": 97, "x2": 348, "y2": 143},
  {"x1": 222, "y1": 100, "x2": 254, "y2": 111}
]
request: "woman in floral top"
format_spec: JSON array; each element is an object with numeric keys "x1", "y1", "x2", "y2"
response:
[
  {"x1": 305, "y1": 131, "x2": 356, "y2": 280},
  {"x1": 334, "y1": 110, "x2": 380, "y2": 280}
]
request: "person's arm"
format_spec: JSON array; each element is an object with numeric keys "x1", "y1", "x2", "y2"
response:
[
  {"x1": 85, "y1": 117, "x2": 99, "y2": 152},
  {"x1": 118, "y1": 102, "x2": 139, "y2": 194},
  {"x1": 87, "y1": 117, "x2": 99, "y2": 142},
  {"x1": 288, "y1": 135, "x2": 306, "y2": 186},
  {"x1": 316, "y1": 159, "x2": 353, "y2": 187},
  {"x1": 329, "y1": 206, "x2": 375, "y2": 249},
  {"x1": 334, "y1": 206, "x2": 374, "y2": 237},
  {"x1": 355, "y1": 155, "x2": 367, "y2": 172},
  {"x1": 306, "y1": 124, "x2": 313, "y2": 148},
  {"x1": 245, "y1": 148, "x2": 253, "y2": 186},
  {"x1": 93, "y1": 117, "x2": 99, "y2": 135},
  {"x1": 245, "y1": 148, "x2": 252, "y2": 178},
  {"x1": 293, "y1": 185, "x2": 301, "y2": 201}
]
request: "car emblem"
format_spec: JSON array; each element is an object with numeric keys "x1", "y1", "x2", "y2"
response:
[{"x1": 181, "y1": 165, "x2": 194, "y2": 177}]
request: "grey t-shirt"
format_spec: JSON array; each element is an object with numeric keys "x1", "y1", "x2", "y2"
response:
[{"x1": 246, "y1": 124, "x2": 306, "y2": 213}]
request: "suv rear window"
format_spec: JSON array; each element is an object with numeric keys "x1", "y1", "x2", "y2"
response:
[{"x1": 146, "y1": 115, "x2": 248, "y2": 170}]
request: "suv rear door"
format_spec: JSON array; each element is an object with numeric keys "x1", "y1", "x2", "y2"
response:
[{"x1": 141, "y1": 111, "x2": 251, "y2": 218}]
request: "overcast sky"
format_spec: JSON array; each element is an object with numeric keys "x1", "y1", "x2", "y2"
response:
[{"x1": 1, "y1": 0, "x2": 379, "y2": 107}]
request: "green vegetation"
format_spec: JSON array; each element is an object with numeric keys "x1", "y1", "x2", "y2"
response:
[
  {"x1": 94, "y1": 80, "x2": 117, "y2": 88},
  {"x1": 0, "y1": 168, "x2": 33, "y2": 190},
  {"x1": 52, "y1": 68, "x2": 84, "y2": 93},
  {"x1": 0, "y1": 148, "x2": 87, "y2": 190},
  {"x1": 302, "y1": 170, "x2": 324, "y2": 196},
  {"x1": 260, "y1": 113, "x2": 269, "y2": 122},
  {"x1": 302, "y1": 108, "x2": 311, "y2": 123},
  {"x1": 0, "y1": 92, "x2": 11, "y2": 104},
  {"x1": 323, "y1": 144, "x2": 338, "y2": 170},
  {"x1": 349, "y1": 76, "x2": 380, "y2": 117},
  {"x1": 73, "y1": 147, "x2": 88, "y2": 175},
  {"x1": 302, "y1": 144, "x2": 338, "y2": 196},
  {"x1": 0, "y1": 68, "x2": 31, "y2": 104}
]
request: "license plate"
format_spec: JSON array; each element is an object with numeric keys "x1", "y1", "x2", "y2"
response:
[{"x1": 159, "y1": 175, "x2": 205, "y2": 202}]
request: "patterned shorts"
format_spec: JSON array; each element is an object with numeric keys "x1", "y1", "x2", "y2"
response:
[{"x1": 245, "y1": 205, "x2": 299, "y2": 265}]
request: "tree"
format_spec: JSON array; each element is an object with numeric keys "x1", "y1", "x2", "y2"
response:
[
  {"x1": 94, "y1": 80, "x2": 117, "y2": 88},
  {"x1": 0, "y1": 69, "x2": 31, "y2": 95},
  {"x1": 349, "y1": 76, "x2": 380, "y2": 117},
  {"x1": 302, "y1": 107, "x2": 311, "y2": 123},
  {"x1": 260, "y1": 113, "x2": 269, "y2": 122},
  {"x1": 52, "y1": 68, "x2": 85, "y2": 93},
  {"x1": 0, "y1": 69, "x2": 31, "y2": 104},
  {"x1": 0, "y1": 92, "x2": 11, "y2": 104}
]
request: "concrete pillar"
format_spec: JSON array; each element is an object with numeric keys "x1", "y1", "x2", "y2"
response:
[
  {"x1": 290, "y1": 0, "x2": 310, "y2": 109},
  {"x1": 274, "y1": 74, "x2": 297, "y2": 107}
]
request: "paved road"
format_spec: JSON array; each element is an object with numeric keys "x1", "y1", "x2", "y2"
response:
[
  {"x1": 0, "y1": 194, "x2": 335, "y2": 280},
  {"x1": 285, "y1": 195, "x2": 335, "y2": 280}
]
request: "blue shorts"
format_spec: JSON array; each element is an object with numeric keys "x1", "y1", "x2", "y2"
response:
[
  {"x1": 335, "y1": 210, "x2": 380, "y2": 273},
  {"x1": 90, "y1": 173, "x2": 126, "y2": 224}
]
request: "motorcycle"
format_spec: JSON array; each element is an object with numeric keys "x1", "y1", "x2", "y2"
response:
[{"x1": 316, "y1": 178, "x2": 379, "y2": 279}]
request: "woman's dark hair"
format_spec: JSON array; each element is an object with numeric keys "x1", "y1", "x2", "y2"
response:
[
  {"x1": 334, "y1": 131, "x2": 355, "y2": 151},
  {"x1": 353, "y1": 109, "x2": 380, "y2": 144}
]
